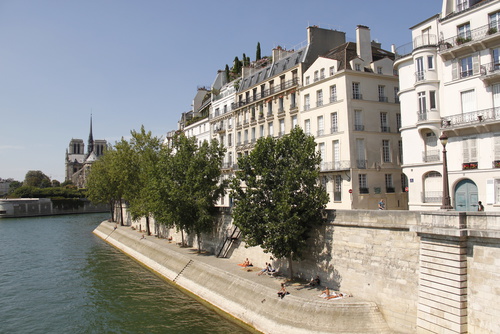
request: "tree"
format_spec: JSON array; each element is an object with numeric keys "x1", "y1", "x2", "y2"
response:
[
  {"x1": 230, "y1": 127, "x2": 329, "y2": 278},
  {"x1": 256, "y1": 42, "x2": 261, "y2": 61},
  {"x1": 24, "y1": 170, "x2": 51, "y2": 188},
  {"x1": 224, "y1": 64, "x2": 230, "y2": 83},
  {"x1": 151, "y1": 134, "x2": 226, "y2": 251},
  {"x1": 125, "y1": 126, "x2": 162, "y2": 236}
]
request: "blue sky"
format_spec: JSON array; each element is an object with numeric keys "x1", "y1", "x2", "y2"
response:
[{"x1": 0, "y1": 0, "x2": 442, "y2": 182}]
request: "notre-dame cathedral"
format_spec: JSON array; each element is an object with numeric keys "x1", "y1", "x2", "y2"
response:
[{"x1": 65, "y1": 116, "x2": 107, "y2": 188}]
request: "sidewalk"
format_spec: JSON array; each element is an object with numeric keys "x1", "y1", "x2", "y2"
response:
[{"x1": 124, "y1": 224, "x2": 356, "y2": 304}]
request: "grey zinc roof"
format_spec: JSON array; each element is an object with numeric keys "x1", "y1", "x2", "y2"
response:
[{"x1": 238, "y1": 48, "x2": 305, "y2": 92}]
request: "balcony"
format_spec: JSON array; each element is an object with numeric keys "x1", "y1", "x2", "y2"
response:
[
  {"x1": 480, "y1": 61, "x2": 500, "y2": 86},
  {"x1": 356, "y1": 160, "x2": 367, "y2": 169},
  {"x1": 330, "y1": 126, "x2": 338, "y2": 134},
  {"x1": 418, "y1": 109, "x2": 441, "y2": 123},
  {"x1": 422, "y1": 150, "x2": 440, "y2": 162},
  {"x1": 462, "y1": 162, "x2": 478, "y2": 170},
  {"x1": 352, "y1": 93, "x2": 363, "y2": 100},
  {"x1": 395, "y1": 34, "x2": 438, "y2": 59},
  {"x1": 316, "y1": 100, "x2": 323, "y2": 107},
  {"x1": 378, "y1": 96, "x2": 388, "y2": 103},
  {"x1": 415, "y1": 71, "x2": 425, "y2": 83},
  {"x1": 354, "y1": 124, "x2": 365, "y2": 131},
  {"x1": 320, "y1": 161, "x2": 351, "y2": 171},
  {"x1": 330, "y1": 95, "x2": 337, "y2": 103},
  {"x1": 422, "y1": 191, "x2": 442, "y2": 203},
  {"x1": 439, "y1": 23, "x2": 500, "y2": 61},
  {"x1": 441, "y1": 107, "x2": 500, "y2": 130}
]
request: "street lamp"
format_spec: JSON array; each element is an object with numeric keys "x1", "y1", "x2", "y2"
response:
[{"x1": 440, "y1": 132, "x2": 453, "y2": 210}]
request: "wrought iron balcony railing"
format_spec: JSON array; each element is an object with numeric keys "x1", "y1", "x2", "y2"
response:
[
  {"x1": 441, "y1": 107, "x2": 500, "y2": 128},
  {"x1": 320, "y1": 161, "x2": 351, "y2": 171}
]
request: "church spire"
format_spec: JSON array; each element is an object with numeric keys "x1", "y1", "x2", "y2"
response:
[{"x1": 87, "y1": 114, "x2": 94, "y2": 155}]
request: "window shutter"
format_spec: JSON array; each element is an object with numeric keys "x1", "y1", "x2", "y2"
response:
[
  {"x1": 470, "y1": 138, "x2": 477, "y2": 161},
  {"x1": 486, "y1": 179, "x2": 494, "y2": 204},
  {"x1": 463, "y1": 139, "x2": 469, "y2": 162},
  {"x1": 473, "y1": 53, "x2": 480, "y2": 75},
  {"x1": 452, "y1": 59, "x2": 458, "y2": 80},
  {"x1": 495, "y1": 136, "x2": 500, "y2": 160}
]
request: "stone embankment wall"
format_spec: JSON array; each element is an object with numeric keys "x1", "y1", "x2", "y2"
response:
[
  {"x1": 0, "y1": 198, "x2": 108, "y2": 218},
  {"x1": 126, "y1": 209, "x2": 500, "y2": 334},
  {"x1": 94, "y1": 222, "x2": 392, "y2": 334}
]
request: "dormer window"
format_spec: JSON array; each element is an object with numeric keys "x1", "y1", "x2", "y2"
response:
[
  {"x1": 314, "y1": 71, "x2": 319, "y2": 82},
  {"x1": 329, "y1": 66, "x2": 335, "y2": 76},
  {"x1": 355, "y1": 63, "x2": 361, "y2": 71}
]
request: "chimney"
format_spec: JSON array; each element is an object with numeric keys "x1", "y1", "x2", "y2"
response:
[{"x1": 356, "y1": 25, "x2": 372, "y2": 64}]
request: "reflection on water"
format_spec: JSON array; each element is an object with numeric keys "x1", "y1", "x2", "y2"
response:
[{"x1": 0, "y1": 214, "x2": 249, "y2": 333}]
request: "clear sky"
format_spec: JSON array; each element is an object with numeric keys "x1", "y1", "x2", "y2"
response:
[{"x1": 0, "y1": 0, "x2": 442, "y2": 182}]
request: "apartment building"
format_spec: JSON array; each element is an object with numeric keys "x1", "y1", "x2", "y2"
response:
[
  {"x1": 395, "y1": 0, "x2": 500, "y2": 211},
  {"x1": 301, "y1": 26, "x2": 405, "y2": 210}
]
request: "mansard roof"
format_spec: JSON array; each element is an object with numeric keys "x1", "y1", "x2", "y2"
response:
[{"x1": 322, "y1": 42, "x2": 394, "y2": 71}]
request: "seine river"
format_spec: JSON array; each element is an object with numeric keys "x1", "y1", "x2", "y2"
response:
[{"x1": 0, "y1": 213, "x2": 250, "y2": 333}]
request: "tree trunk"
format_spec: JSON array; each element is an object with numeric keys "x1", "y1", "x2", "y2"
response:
[
  {"x1": 288, "y1": 254, "x2": 294, "y2": 279},
  {"x1": 146, "y1": 216, "x2": 151, "y2": 235},
  {"x1": 197, "y1": 233, "x2": 201, "y2": 253},
  {"x1": 109, "y1": 201, "x2": 115, "y2": 222},
  {"x1": 119, "y1": 198, "x2": 124, "y2": 226},
  {"x1": 181, "y1": 230, "x2": 185, "y2": 247}
]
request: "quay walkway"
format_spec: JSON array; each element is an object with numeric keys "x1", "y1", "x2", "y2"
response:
[{"x1": 94, "y1": 221, "x2": 393, "y2": 334}]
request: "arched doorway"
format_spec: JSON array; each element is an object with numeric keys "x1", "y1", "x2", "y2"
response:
[{"x1": 454, "y1": 179, "x2": 478, "y2": 211}]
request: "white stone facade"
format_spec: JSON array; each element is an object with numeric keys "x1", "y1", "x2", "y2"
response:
[{"x1": 395, "y1": 0, "x2": 500, "y2": 212}]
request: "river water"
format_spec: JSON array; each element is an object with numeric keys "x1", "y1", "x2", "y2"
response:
[{"x1": 0, "y1": 213, "x2": 250, "y2": 333}]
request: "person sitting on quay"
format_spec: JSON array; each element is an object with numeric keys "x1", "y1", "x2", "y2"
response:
[
  {"x1": 319, "y1": 286, "x2": 331, "y2": 299},
  {"x1": 308, "y1": 275, "x2": 320, "y2": 287},
  {"x1": 258, "y1": 262, "x2": 269, "y2": 275},
  {"x1": 277, "y1": 283, "x2": 288, "y2": 299},
  {"x1": 266, "y1": 263, "x2": 276, "y2": 275},
  {"x1": 238, "y1": 258, "x2": 252, "y2": 267}
]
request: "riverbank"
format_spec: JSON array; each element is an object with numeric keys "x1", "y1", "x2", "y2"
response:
[{"x1": 94, "y1": 221, "x2": 393, "y2": 334}]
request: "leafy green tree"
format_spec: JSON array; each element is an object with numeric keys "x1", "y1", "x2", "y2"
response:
[
  {"x1": 24, "y1": 170, "x2": 51, "y2": 188},
  {"x1": 125, "y1": 126, "x2": 162, "y2": 236},
  {"x1": 8, "y1": 181, "x2": 22, "y2": 194},
  {"x1": 231, "y1": 127, "x2": 329, "y2": 278},
  {"x1": 151, "y1": 134, "x2": 226, "y2": 251},
  {"x1": 224, "y1": 64, "x2": 230, "y2": 83},
  {"x1": 256, "y1": 42, "x2": 261, "y2": 61},
  {"x1": 86, "y1": 147, "x2": 120, "y2": 221}
]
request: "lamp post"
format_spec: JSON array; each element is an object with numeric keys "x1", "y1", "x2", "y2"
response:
[{"x1": 440, "y1": 132, "x2": 453, "y2": 210}]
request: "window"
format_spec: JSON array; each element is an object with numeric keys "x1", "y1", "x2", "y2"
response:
[
  {"x1": 461, "y1": 89, "x2": 476, "y2": 113},
  {"x1": 427, "y1": 55, "x2": 434, "y2": 70},
  {"x1": 228, "y1": 133, "x2": 232, "y2": 147},
  {"x1": 251, "y1": 127, "x2": 256, "y2": 142},
  {"x1": 304, "y1": 119, "x2": 311, "y2": 135},
  {"x1": 304, "y1": 94, "x2": 310, "y2": 111},
  {"x1": 352, "y1": 82, "x2": 361, "y2": 99},
  {"x1": 259, "y1": 125, "x2": 264, "y2": 137},
  {"x1": 359, "y1": 174, "x2": 368, "y2": 193},
  {"x1": 320, "y1": 68, "x2": 325, "y2": 79},
  {"x1": 382, "y1": 140, "x2": 391, "y2": 162},
  {"x1": 396, "y1": 113, "x2": 401, "y2": 133},
  {"x1": 330, "y1": 85, "x2": 337, "y2": 102},
  {"x1": 462, "y1": 137, "x2": 477, "y2": 163},
  {"x1": 317, "y1": 90, "x2": 323, "y2": 107},
  {"x1": 457, "y1": 23, "x2": 471, "y2": 41},
  {"x1": 305, "y1": 76, "x2": 310, "y2": 85},
  {"x1": 495, "y1": 135, "x2": 500, "y2": 160},
  {"x1": 378, "y1": 85, "x2": 387, "y2": 102},
  {"x1": 490, "y1": 11, "x2": 500, "y2": 31},
  {"x1": 314, "y1": 71, "x2": 319, "y2": 82},
  {"x1": 377, "y1": 67, "x2": 383, "y2": 74},
  {"x1": 279, "y1": 119, "x2": 285, "y2": 137},
  {"x1": 416, "y1": 57, "x2": 424, "y2": 81},
  {"x1": 329, "y1": 66, "x2": 335, "y2": 76},
  {"x1": 237, "y1": 132, "x2": 241, "y2": 145},
  {"x1": 460, "y1": 56, "x2": 473, "y2": 77},
  {"x1": 334, "y1": 175, "x2": 342, "y2": 201},
  {"x1": 385, "y1": 174, "x2": 394, "y2": 193},
  {"x1": 380, "y1": 112, "x2": 389, "y2": 132},
  {"x1": 267, "y1": 100, "x2": 273, "y2": 115},
  {"x1": 355, "y1": 63, "x2": 361, "y2": 71},
  {"x1": 331, "y1": 112, "x2": 338, "y2": 133},
  {"x1": 354, "y1": 110, "x2": 364, "y2": 131},
  {"x1": 244, "y1": 129, "x2": 248, "y2": 144},
  {"x1": 319, "y1": 143, "x2": 325, "y2": 165},
  {"x1": 456, "y1": 0, "x2": 468, "y2": 12},
  {"x1": 333, "y1": 139, "x2": 340, "y2": 170},
  {"x1": 317, "y1": 116, "x2": 324, "y2": 136},
  {"x1": 427, "y1": 90, "x2": 436, "y2": 109},
  {"x1": 268, "y1": 122, "x2": 274, "y2": 137},
  {"x1": 357, "y1": 139, "x2": 366, "y2": 168},
  {"x1": 278, "y1": 97, "x2": 284, "y2": 112},
  {"x1": 398, "y1": 140, "x2": 403, "y2": 164},
  {"x1": 394, "y1": 87, "x2": 400, "y2": 103},
  {"x1": 290, "y1": 92, "x2": 296, "y2": 108},
  {"x1": 291, "y1": 115, "x2": 297, "y2": 128},
  {"x1": 418, "y1": 91, "x2": 427, "y2": 114}
]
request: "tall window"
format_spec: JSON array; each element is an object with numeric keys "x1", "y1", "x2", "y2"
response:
[
  {"x1": 490, "y1": 11, "x2": 500, "y2": 31},
  {"x1": 457, "y1": 23, "x2": 471, "y2": 40},
  {"x1": 320, "y1": 68, "x2": 325, "y2": 79},
  {"x1": 244, "y1": 130, "x2": 248, "y2": 143},
  {"x1": 317, "y1": 116, "x2": 324, "y2": 136},
  {"x1": 237, "y1": 132, "x2": 241, "y2": 145},
  {"x1": 352, "y1": 82, "x2": 361, "y2": 99},
  {"x1": 354, "y1": 110, "x2": 364, "y2": 131},
  {"x1": 398, "y1": 140, "x2": 403, "y2": 164},
  {"x1": 333, "y1": 140, "x2": 340, "y2": 168},
  {"x1": 314, "y1": 71, "x2": 319, "y2": 82},
  {"x1": 279, "y1": 119, "x2": 285, "y2": 137},
  {"x1": 267, "y1": 100, "x2": 273, "y2": 115},
  {"x1": 418, "y1": 91, "x2": 427, "y2": 114},
  {"x1": 251, "y1": 127, "x2": 256, "y2": 142},
  {"x1": 382, "y1": 140, "x2": 391, "y2": 162},
  {"x1": 290, "y1": 92, "x2": 296, "y2": 108},
  {"x1": 304, "y1": 94, "x2": 310, "y2": 110},
  {"x1": 380, "y1": 112, "x2": 389, "y2": 132},
  {"x1": 460, "y1": 56, "x2": 473, "y2": 77},
  {"x1": 334, "y1": 175, "x2": 342, "y2": 201},
  {"x1": 278, "y1": 97, "x2": 284, "y2": 112},
  {"x1": 495, "y1": 135, "x2": 500, "y2": 161},
  {"x1": 357, "y1": 139, "x2": 366, "y2": 168},
  {"x1": 268, "y1": 122, "x2": 274, "y2": 137},
  {"x1": 319, "y1": 143, "x2": 325, "y2": 167},
  {"x1": 317, "y1": 90, "x2": 323, "y2": 107},
  {"x1": 305, "y1": 76, "x2": 310, "y2": 85},
  {"x1": 329, "y1": 66, "x2": 335, "y2": 76},
  {"x1": 359, "y1": 174, "x2": 368, "y2": 193},
  {"x1": 385, "y1": 174, "x2": 394, "y2": 192},
  {"x1": 291, "y1": 115, "x2": 297, "y2": 128},
  {"x1": 304, "y1": 119, "x2": 311, "y2": 135},
  {"x1": 228, "y1": 133, "x2": 233, "y2": 147},
  {"x1": 331, "y1": 112, "x2": 338, "y2": 133},
  {"x1": 427, "y1": 55, "x2": 434, "y2": 70},
  {"x1": 416, "y1": 57, "x2": 424, "y2": 81},
  {"x1": 394, "y1": 87, "x2": 400, "y2": 103},
  {"x1": 259, "y1": 124, "x2": 264, "y2": 137},
  {"x1": 378, "y1": 85, "x2": 386, "y2": 102},
  {"x1": 330, "y1": 85, "x2": 337, "y2": 102},
  {"x1": 430, "y1": 91, "x2": 437, "y2": 109},
  {"x1": 462, "y1": 137, "x2": 477, "y2": 163},
  {"x1": 396, "y1": 113, "x2": 402, "y2": 133}
]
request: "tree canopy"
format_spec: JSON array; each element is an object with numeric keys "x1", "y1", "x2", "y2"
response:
[
  {"x1": 230, "y1": 127, "x2": 328, "y2": 277},
  {"x1": 24, "y1": 170, "x2": 51, "y2": 188}
]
